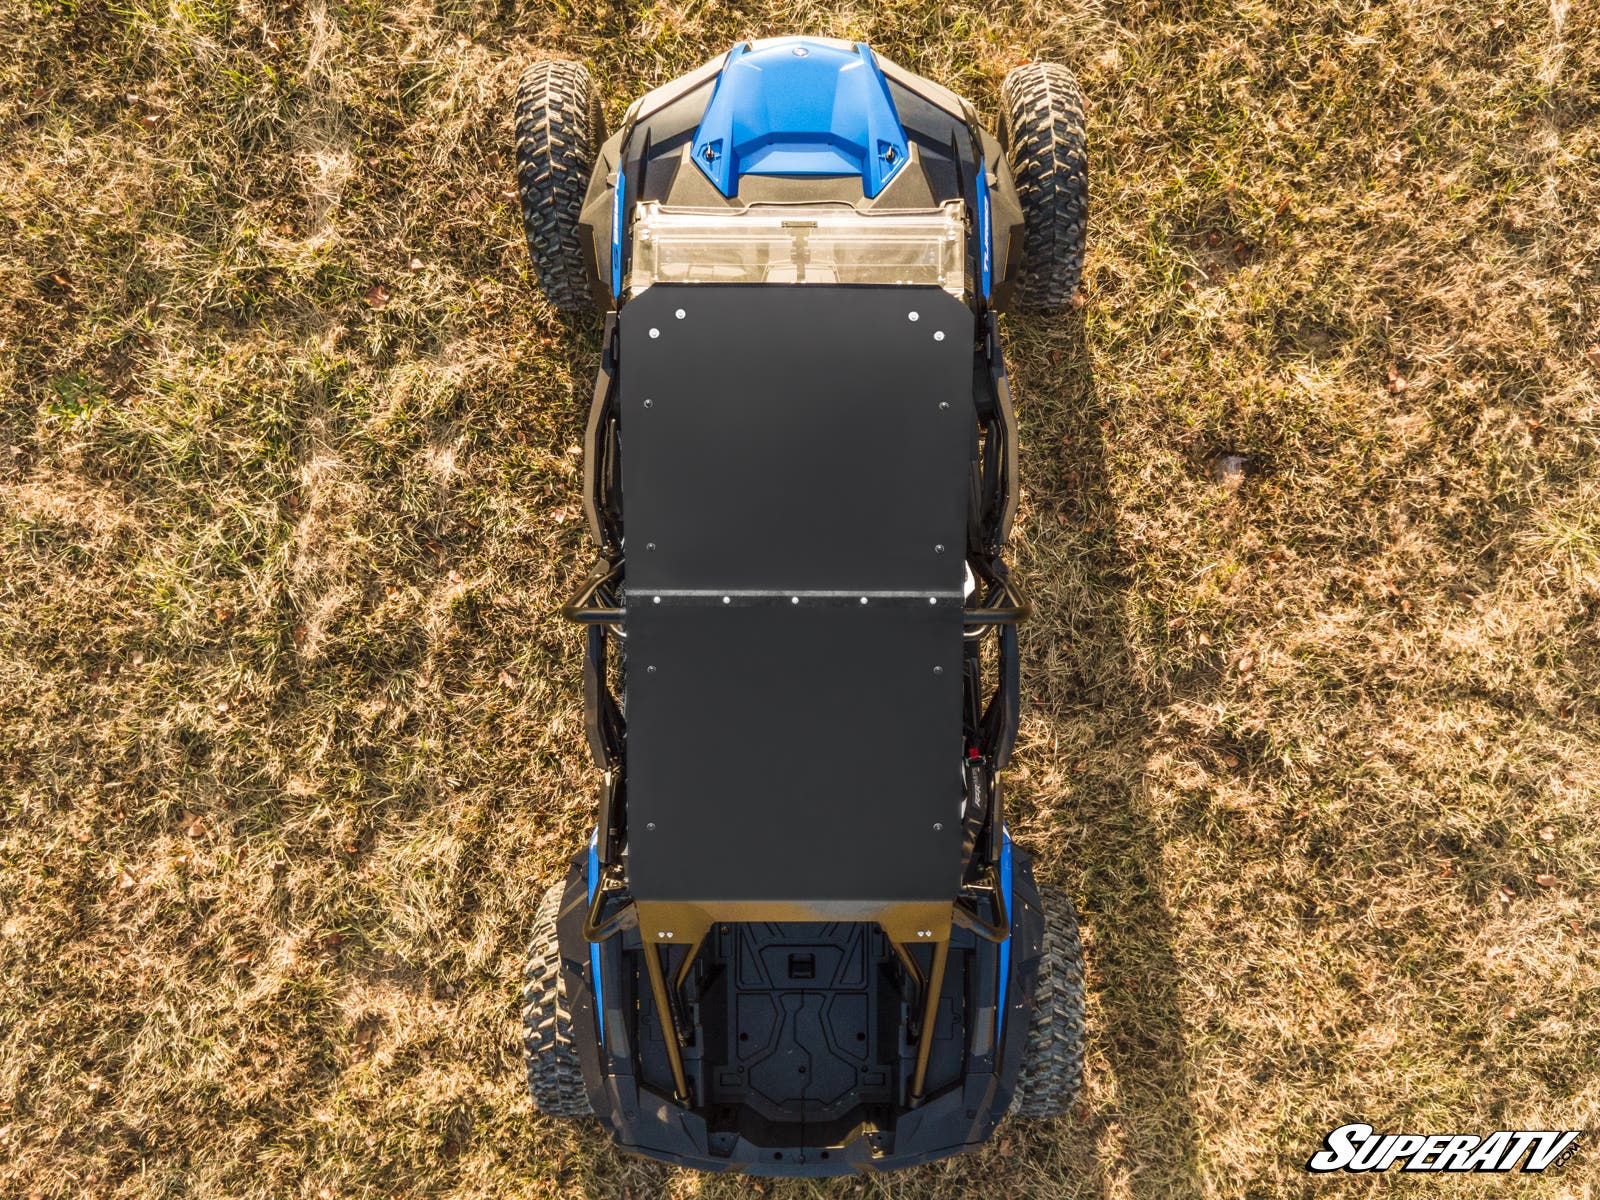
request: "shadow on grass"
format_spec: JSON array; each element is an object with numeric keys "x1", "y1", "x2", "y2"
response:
[{"x1": 1000, "y1": 308, "x2": 1203, "y2": 1198}]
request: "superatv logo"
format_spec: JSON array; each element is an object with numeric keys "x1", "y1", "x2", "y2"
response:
[{"x1": 1307, "y1": 1124, "x2": 1581, "y2": 1173}]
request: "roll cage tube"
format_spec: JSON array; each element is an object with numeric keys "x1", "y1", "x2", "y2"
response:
[{"x1": 561, "y1": 553, "x2": 1025, "y2": 635}]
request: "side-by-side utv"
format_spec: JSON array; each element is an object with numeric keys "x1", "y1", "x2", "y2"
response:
[{"x1": 512, "y1": 37, "x2": 1089, "y2": 1176}]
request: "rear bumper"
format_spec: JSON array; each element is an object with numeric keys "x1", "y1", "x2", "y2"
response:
[{"x1": 553, "y1": 842, "x2": 1047, "y2": 1176}]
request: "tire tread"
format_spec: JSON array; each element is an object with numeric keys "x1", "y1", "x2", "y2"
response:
[
  {"x1": 1010, "y1": 880, "x2": 1087, "y2": 1118},
  {"x1": 514, "y1": 61, "x2": 603, "y2": 315},
  {"x1": 1001, "y1": 63, "x2": 1089, "y2": 311},
  {"x1": 521, "y1": 880, "x2": 591, "y2": 1117}
]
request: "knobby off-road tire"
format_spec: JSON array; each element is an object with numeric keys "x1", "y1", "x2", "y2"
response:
[
  {"x1": 1000, "y1": 62, "x2": 1089, "y2": 311},
  {"x1": 514, "y1": 61, "x2": 604, "y2": 316},
  {"x1": 522, "y1": 881, "x2": 591, "y2": 1117},
  {"x1": 1010, "y1": 881, "x2": 1087, "y2": 1118}
]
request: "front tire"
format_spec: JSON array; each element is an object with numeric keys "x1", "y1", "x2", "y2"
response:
[
  {"x1": 513, "y1": 61, "x2": 604, "y2": 316},
  {"x1": 1000, "y1": 63, "x2": 1089, "y2": 311},
  {"x1": 522, "y1": 881, "x2": 591, "y2": 1117},
  {"x1": 1010, "y1": 881, "x2": 1087, "y2": 1118}
]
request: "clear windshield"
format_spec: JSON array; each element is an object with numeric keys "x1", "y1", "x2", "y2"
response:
[{"x1": 627, "y1": 201, "x2": 966, "y2": 297}]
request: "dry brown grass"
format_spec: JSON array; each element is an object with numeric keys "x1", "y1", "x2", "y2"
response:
[{"x1": 2, "y1": 0, "x2": 1598, "y2": 1196}]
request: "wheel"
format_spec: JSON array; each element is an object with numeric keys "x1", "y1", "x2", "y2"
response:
[
  {"x1": 513, "y1": 61, "x2": 605, "y2": 315},
  {"x1": 1010, "y1": 881, "x2": 1086, "y2": 1118},
  {"x1": 522, "y1": 880, "x2": 591, "y2": 1117},
  {"x1": 1000, "y1": 62, "x2": 1089, "y2": 311}
]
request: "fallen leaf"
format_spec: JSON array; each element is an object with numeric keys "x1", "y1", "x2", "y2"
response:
[
  {"x1": 324, "y1": 931, "x2": 343, "y2": 949},
  {"x1": 140, "y1": 113, "x2": 162, "y2": 129},
  {"x1": 185, "y1": 816, "x2": 205, "y2": 838},
  {"x1": 1535, "y1": 873, "x2": 1558, "y2": 888},
  {"x1": 497, "y1": 669, "x2": 518, "y2": 688},
  {"x1": 1385, "y1": 364, "x2": 1407, "y2": 393},
  {"x1": 408, "y1": 257, "x2": 424, "y2": 272},
  {"x1": 1539, "y1": 825, "x2": 1557, "y2": 843},
  {"x1": 1497, "y1": 885, "x2": 1515, "y2": 903},
  {"x1": 117, "y1": 870, "x2": 136, "y2": 890},
  {"x1": 1586, "y1": 344, "x2": 1600, "y2": 369},
  {"x1": 365, "y1": 283, "x2": 390, "y2": 309},
  {"x1": 1237, "y1": 653, "x2": 1257, "y2": 674},
  {"x1": 1501, "y1": 1005, "x2": 1516, "y2": 1020}
]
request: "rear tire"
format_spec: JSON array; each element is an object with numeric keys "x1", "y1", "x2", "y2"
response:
[
  {"x1": 1010, "y1": 881, "x2": 1086, "y2": 1118},
  {"x1": 522, "y1": 881, "x2": 591, "y2": 1117},
  {"x1": 513, "y1": 61, "x2": 604, "y2": 316},
  {"x1": 1000, "y1": 63, "x2": 1089, "y2": 311}
]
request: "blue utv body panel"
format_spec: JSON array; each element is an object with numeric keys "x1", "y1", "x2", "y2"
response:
[
  {"x1": 586, "y1": 832, "x2": 605, "y2": 1042},
  {"x1": 690, "y1": 38, "x2": 910, "y2": 198},
  {"x1": 975, "y1": 157, "x2": 993, "y2": 300},
  {"x1": 996, "y1": 826, "x2": 1015, "y2": 1038},
  {"x1": 609, "y1": 173, "x2": 626, "y2": 299}
]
